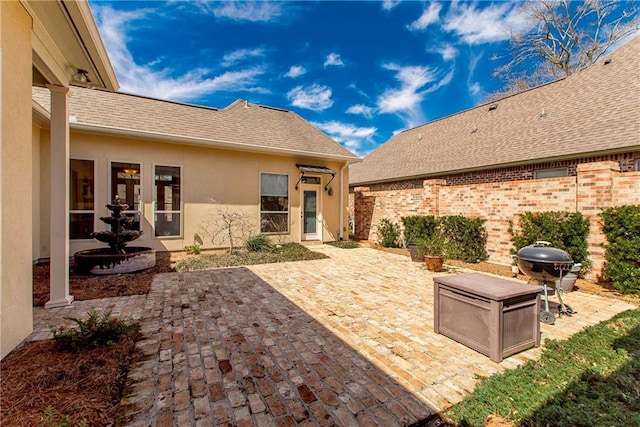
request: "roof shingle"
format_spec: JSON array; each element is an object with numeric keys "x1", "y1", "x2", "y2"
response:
[
  {"x1": 32, "y1": 88, "x2": 359, "y2": 161},
  {"x1": 350, "y1": 36, "x2": 640, "y2": 185}
]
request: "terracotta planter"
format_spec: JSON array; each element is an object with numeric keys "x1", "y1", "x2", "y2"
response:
[{"x1": 424, "y1": 255, "x2": 443, "y2": 272}]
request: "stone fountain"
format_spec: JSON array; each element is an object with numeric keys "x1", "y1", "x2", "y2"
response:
[{"x1": 73, "y1": 196, "x2": 155, "y2": 274}]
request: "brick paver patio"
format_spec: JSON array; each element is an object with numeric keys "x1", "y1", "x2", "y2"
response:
[{"x1": 31, "y1": 246, "x2": 637, "y2": 426}]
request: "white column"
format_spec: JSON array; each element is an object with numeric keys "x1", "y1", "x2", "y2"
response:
[{"x1": 45, "y1": 85, "x2": 73, "y2": 308}]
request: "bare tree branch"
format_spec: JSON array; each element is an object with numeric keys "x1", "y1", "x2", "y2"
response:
[{"x1": 489, "y1": 0, "x2": 639, "y2": 100}]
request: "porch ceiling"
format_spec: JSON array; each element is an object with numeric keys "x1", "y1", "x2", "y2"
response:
[{"x1": 23, "y1": 0, "x2": 118, "y2": 91}]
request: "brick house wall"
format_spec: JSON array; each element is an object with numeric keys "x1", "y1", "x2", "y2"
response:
[{"x1": 350, "y1": 155, "x2": 640, "y2": 281}]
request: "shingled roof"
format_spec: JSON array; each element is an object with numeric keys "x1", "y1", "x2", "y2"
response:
[
  {"x1": 32, "y1": 87, "x2": 359, "y2": 162},
  {"x1": 350, "y1": 36, "x2": 640, "y2": 185}
]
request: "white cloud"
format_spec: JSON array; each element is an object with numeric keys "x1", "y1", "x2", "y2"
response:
[
  {"x1": 376, "y1": 63, "x2": 454, "y2": 127},
  {"x1": 382, "y1": 1, "x2": 401, "y2": 11},
  {"x1": 443, "y1": 1, "x2": 525, "y2": 44},
  {"x1": 208, "y1": 1, "x2": 283, "y2": 22},
  {"x1": 312, "y1": 121, "x2": 376, "y2": 155},
  {"x1": 324, "y1": 53, "x2": 345, "y2": 67},
  {"x1": 435, "y1": 43, "x2": 458, "y2": 61},
  {"x1": 285, "y1": 65, "x2": 307, "y2": 78},
  {"x1": 346, "y1": 104, "x2": 375, "y2": 119},
  {"x1": 376, "y1": 63, "x2": 435, "y2": 125},
  {"x1": 408, "y1": 3, "x2": 442, "y2": 31},
  {"x1": 467, "y1": 52, "x2": 483, "y2": 97},
  {"x1": 94, "y1": 6, "x2": 267, "y2": 102},
  {"x1": 287, "y1": 84, "x2": 333, "y2": 111},
  {"x1": 221, "y1": 48, "x2": 265, "y2": 67}
]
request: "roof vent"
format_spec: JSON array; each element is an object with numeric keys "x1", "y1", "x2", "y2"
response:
[
  {"x1": 488, "y1": 103, "x2": 498, "y2": 111},
  {"x1": 604, "y1": 58, "x2": 612, "y2": 65}
]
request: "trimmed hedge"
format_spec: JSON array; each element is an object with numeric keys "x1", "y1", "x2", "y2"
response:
[
  {"x1": 509, "y1": 211, "x2": 591, "y2": 273},
  {"x1": 401, "y1": 215, "x2": 438, "y2": 243},
  {"x1": 600, "y1": 205, "x2": 640, "y2": 294},
  {"x1": 440, "y1": 215, "x2": 488, "y2": 263},
  {"x1": 399, "y1": 215, "x2": 488, "y2": 262}
]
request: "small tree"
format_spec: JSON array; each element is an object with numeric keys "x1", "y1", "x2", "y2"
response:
[
  {"x1": 491, "y1": 0, "x2": 639, "y2": 98},
  {"x1": 377, "y1": 218, "x2": 400, "y2": 248},
  {"x1": 199, "y1": 199, "x2": 255, "y2": 253}
]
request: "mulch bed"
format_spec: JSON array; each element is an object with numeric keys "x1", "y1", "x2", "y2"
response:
[
  {"x1": 33, "y1": 251, "x2": 178, "y2": 306},
  {"x1": 0, "y1": 332, "x2": 138, "y2": 426}
]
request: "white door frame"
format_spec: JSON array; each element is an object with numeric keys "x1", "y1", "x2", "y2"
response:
[{"x1": 300, "y1": 182, "x2": 322, "y2": 241}]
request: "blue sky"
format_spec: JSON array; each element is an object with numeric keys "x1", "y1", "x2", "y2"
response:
[{"x1": 88, "y1": 1, "x2": 536, "y2": 156}]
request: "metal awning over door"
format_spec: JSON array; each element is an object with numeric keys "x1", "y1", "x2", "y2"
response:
[{"x1": 295, "y1": 164, "x2": 336, "y2": 190}]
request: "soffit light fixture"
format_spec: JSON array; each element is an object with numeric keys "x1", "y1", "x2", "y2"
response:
[{"x1": 72, "y1": 69, "x2": 91, "y2": 85}]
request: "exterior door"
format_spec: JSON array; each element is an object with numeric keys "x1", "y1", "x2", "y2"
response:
[{"x1": 302, "y1": 187, "x2": 321, "y2": 241}]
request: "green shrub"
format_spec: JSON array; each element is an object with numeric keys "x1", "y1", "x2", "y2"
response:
[
  {"x1": 50, "y1": 309, "x2": 137, "y2": 352},
  {"x1": 175, "y1": 243, "x2": 328, "y2": 271},
  {"x1": 600, "y1": 205, "x2": 640, "y2": 294},
  {"x1": 509, "y1": 211, "x2": 591, "y2": 272},
  {"x1": 401, "y1": 215, "x2": 438, "y2": 243},
  {"x1": 244, "y1": 234, "x2": 274, "y2": 252},
  {"x1": 416, "y1": 232, "x2": 447, "y2": 258},
  {"x1": 184, "y1": 244, "x2": 202, "y2": 254},
  {"x1": 440, "y1": 215, "x2": 488, "y2": 262},
  {"x1": 378, "y1": 218, "x2": 400, "y2": 247},
  {"x1": 327, "y1": 240, "x2": 359, "y2": 249}
]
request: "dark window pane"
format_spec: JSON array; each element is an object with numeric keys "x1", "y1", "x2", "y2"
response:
[
  {"x1": 260, "y1": 213, "x2": 288, "y2": 233},
  {"x1": 155, "y1": 213, "x2": 181, "y2": 237},
  {"x1": 111, "y1": 162, "x2": 141, "y2": 210},
  {"x1": 260, "y1": 196, "x2": 288, "y2": 211},
  {"x1": 155, "y1": 166, "x2": 181, "y2": 211},
  {"x1": 70, "y1": 159, "x2": 94, "y2": 210},
  {"x1": 70, "y1": 213, "x2": 94, "y2": 239}
]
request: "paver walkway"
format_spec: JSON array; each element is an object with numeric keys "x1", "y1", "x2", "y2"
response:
[{"x1": 31, "y1": 246, "x2": 637, "y2": 426}]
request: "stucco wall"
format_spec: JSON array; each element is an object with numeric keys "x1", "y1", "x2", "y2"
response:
[
  {"x1": 351, "y1": 160, "x2": 639, "y2": 281},
  {"x1": 35, "y1": 130, "x2": 349, "y2": 258},
  {"x1": 1, "y1": 1, "x2": 34, "y2": 359}
]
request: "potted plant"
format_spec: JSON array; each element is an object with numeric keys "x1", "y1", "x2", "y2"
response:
[{"x1": 418, "y1": 233, "x2": 447, "y2": 272}]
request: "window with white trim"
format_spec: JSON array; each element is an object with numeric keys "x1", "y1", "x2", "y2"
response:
[
  {"x1": 154, "y1": 165, "x2": 182, "y2": 237},
  {"x1": 534, "y1": 167, "x2": 568, "y2": 179},
  {"x1": 70, "y1": 159, "x2": 95, "y2": 239},
  {"x1": 260, "y1": 173, "x2": 289, "y2": 233}
]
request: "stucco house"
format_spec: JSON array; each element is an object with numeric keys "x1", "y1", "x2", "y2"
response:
[
  {"x1": 1, "y1": 0, "x2": 118, "y2": 358},
  {"x1": 32, "y1": 87, "x2": 359, "y2": 264},
  {"x1": 350, "y1": 35, "x2": 640, "y2": 278}
]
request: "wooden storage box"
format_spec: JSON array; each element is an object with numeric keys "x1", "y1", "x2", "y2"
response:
[{"x1": 434, "y1": 273, "x2": 543, "y2": 362}]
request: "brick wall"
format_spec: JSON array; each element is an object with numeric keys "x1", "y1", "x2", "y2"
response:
[{"x1": 350, "y1": 158, "x2": 640, "y2": 281}]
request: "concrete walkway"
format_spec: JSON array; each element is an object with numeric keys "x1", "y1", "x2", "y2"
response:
[{"x1": 31, "y1": 246, "x2": 637, "y2": 426}]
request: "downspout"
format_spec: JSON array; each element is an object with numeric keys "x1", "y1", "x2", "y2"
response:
[{"x1": 339, "y1": 161, "x2": 349, "y2": 240}]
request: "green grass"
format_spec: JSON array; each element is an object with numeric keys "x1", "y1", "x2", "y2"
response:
[
  {"x1": 326, "y1": 240, "x2": 360, "y2": 249},
  {"x1": 175, "y1": 243, "x2": 328, "y2": 271},
  {"x1": 445, "y1": 309, "x2": 640, "y2": 426}
]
